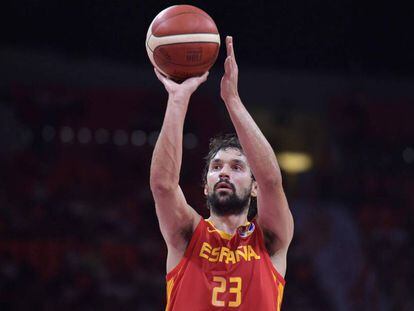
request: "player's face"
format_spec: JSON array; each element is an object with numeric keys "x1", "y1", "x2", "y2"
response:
[{"x1": 204, "y1": 148, "x2": 257, "y2": 216}]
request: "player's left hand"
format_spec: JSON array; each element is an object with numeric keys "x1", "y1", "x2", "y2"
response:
[{"x1": 220, "y1": 36, "x2": 239, "y2": 103}]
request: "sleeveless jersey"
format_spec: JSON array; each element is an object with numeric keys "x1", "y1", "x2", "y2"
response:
[{"x1": 165, "y1": 219, "x2": 285, "y2": 310}]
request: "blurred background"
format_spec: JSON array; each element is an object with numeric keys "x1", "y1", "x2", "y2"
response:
[{"x1": 1, "y1": 1, "x2": 413, "y2": 310}]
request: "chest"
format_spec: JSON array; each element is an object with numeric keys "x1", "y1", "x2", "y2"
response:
[{"x1": 193, "y1": 229, "x2": 265, "y2": 273}]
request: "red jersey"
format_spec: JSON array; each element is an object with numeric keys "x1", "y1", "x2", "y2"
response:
[{"x1": 165, "y1": 219, "x2": 285, "y2": 310}]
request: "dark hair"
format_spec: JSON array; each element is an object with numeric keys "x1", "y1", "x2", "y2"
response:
[{"x1": 202, "y1": 133, "x2": 257, "y2": 220}]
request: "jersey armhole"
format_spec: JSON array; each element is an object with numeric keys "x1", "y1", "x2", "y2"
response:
[
  {"x1": 166, "y1": 218, "x2": 205, "y2": 281},
  {"x1": 253, "y1": 220, "x2": 286, "y2": 286},
  {"x1": 272, "y1": 266, "x2": 286, "y2": 286}
]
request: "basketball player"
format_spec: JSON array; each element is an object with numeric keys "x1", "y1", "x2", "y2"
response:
[{"x1": 150, "y1": 36, "x2": 294, "y2": 310}]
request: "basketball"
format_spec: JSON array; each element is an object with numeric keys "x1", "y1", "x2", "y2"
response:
[{"x1": 146, "y1": 5, "x2": 220, "y2": 81}]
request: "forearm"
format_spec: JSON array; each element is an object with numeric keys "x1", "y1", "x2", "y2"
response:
[
  {"x1": 225, "y1": 96, "x2": 282, "y2": 186},
  {"x1": 150, "y1": 95, "x2": 190, "y2": 190}
]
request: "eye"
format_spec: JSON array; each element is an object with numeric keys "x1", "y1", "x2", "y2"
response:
[
  {"x1": 211, "y1": 164, "x2": 221, "y2": 171},
  {"x1": 233, "y1": 165, "x2": 242, "y2": 171}
]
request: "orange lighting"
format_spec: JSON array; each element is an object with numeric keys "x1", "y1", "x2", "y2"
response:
[{"x1": 277, "y1": 151, "x2": 313, "y2": 174}]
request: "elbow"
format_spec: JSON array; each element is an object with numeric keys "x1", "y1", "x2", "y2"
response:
[
  {"x1": 256, "y1": 164, "x2": 283, "y2": 189},
  {"x1": 150, "y1": 175, "x2": 176, "y2": 194},
  {"x1": 260, "y1": 174, "x2": 283, "y2": 190}
]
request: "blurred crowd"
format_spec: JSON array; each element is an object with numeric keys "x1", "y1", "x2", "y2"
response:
[{"x1": 1, "y1": 83, "x2": 413, "y2": 310}]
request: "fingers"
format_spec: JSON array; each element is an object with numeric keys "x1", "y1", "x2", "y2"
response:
[
  {"x1": 226, "y1": 36, "x2": 232, "y2": 56},
  {"x1": 224, "y1": 56, "x2": 232, "y2": 74},
  {"x1": 226, "y1": 36, "x2": 235, "y2": 59},
  {"x1": 225, "y1": 36, "x2": 237, "y2": 74},
  {"x1": 225, "y1": 55, "x2": 238, "y2": 74}
]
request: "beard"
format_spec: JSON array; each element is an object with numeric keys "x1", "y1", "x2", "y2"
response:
[{"x1": 206, "y1": 181, "x2": 252, "y2": 216}]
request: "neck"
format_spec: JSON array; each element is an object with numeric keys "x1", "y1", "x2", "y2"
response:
[{"x1": 208, "y1": 212, "x2": 249, "y2": 235}]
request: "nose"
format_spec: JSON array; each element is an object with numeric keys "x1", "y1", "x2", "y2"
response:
[{"x1": 219, "y1": 165, "x2": 230, "y2": 179}]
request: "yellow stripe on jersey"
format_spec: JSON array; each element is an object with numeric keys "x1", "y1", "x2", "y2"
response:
[
  {"x1": 272, "y1": 273, "x2": 285, "y2": 311},
  {"x1": 165, "y1": 277, "x2": 175, "y2": 311},
  {"x1": 206, "y1": 220, "x2": 252, "y2": 240},
  {"x1": 277, "y1": 282, "x2": 284, "y2": 311},
  {"x1": 206, "y1": 220, "x2": 233, "y2": 240}
]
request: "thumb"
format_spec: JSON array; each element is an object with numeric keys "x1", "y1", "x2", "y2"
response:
[
  {"x1": 184, "y1": 71, "x2": 209, "y2": 87},
  {"x1": 198, "y1": 71, "x2": 209, "y2": 83},
  {"x1": 154, "y1": 68, "x2": 166, "y2": 81}
]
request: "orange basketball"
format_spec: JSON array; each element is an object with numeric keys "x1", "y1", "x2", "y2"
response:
[{"x1": 146, "y1": 5, "x2": 220, "y2": 81}]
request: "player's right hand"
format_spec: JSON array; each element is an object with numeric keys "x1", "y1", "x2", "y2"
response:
[{"x1": 154, "y1": 68, "x2": 209, "y2": 99}]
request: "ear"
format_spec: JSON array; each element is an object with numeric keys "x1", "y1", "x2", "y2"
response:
[
  {"x1": 204, "y1": 184, "x2": 208, "y2": 196},
  {"x1": 250, "y1": 180, "x2": 258, "y2": 198}
]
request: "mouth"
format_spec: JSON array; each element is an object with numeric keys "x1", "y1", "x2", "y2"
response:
[{"x1": 215, "y1": 182, "x2": 233, "y2": 191}]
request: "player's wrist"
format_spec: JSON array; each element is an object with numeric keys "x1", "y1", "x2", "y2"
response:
[{"x1": 169, "y1": 92, "x2": 192, "y2": 105}]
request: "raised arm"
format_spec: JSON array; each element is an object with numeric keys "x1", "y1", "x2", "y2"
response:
[
  {"x1": 150, "y1": 70, "x2": 206, "y2": 264},
  {"x1": 220, "y1": 36, "x2": 294, "y2": 276}
]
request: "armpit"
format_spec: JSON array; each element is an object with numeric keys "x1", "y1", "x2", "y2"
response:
[
  {"x1": 180, "y1": 224, "x2": 193, "y2": 244},
  {"x1": 263, "y1": 229, "x2": 277, "y2": 256}
]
